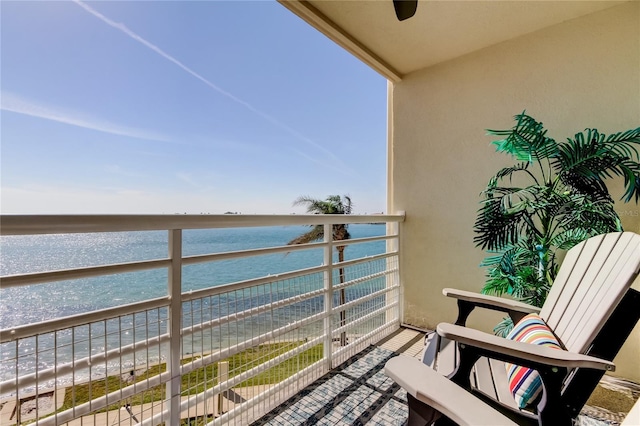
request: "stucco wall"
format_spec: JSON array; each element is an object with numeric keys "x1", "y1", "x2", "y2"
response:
[{"x1": 389, "y1": 2, "x2": 640, "y2": 381}]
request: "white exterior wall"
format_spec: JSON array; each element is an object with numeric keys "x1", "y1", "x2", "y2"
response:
[{"x1": 389, "y1": 2, "x2": 640, "y2": 381}]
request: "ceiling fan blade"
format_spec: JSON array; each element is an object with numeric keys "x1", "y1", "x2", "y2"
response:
[{"x1": 393, "y1": 0, "x2": 418, "y2": 21}]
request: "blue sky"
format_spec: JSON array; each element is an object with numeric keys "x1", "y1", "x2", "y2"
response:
[{"x1": 1, "y1": 1, "x2": 387, "y2": 214}]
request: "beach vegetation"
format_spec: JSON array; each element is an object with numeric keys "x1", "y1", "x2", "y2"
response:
[
  {"x1": 57, "y1": 341, "x2": 323, "y2": 417},
  {"x1": 288, "y1": 195, "x2": 353, "y2": 345}
]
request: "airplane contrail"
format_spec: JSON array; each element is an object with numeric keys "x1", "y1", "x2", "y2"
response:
[
  {"x1": 73, "y1": 0, "x2": 352, "y2": 173},
  {"x1": 1, "y1": 92, "x2": 171, "y2": 142}
]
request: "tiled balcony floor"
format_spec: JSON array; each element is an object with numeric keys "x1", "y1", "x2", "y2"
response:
[
  {"x1": 253, "y1": 328, "x2": 631, "y2": 426},
  {"x1": 253, "y1": 328, "x2": 423, "y2": 425}
]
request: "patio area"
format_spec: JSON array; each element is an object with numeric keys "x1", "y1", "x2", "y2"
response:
[
  {"x1": 252, "y1": 328, "x2": 637, "y2": 426},
  {"x1": 2, "y1": 215, "x2": 639, "y2": 426},
  {"x1": 254, "y1": 327, "x2": 423, "y2": 425}
]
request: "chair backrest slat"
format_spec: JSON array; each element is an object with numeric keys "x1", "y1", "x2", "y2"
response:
[
  {"x1": 563, "y1": 233, "x2": 640, "y2": 352},
  {"x1": 540, "y1": 235, "x2": 584, "y2": 324},
  {"x1": 540, "y1": 232, "x2": 640, "y2": 353},
  {"x1": 539, "y1": 234, "x2": 603, "y2": 326},
  {"x1": 543, "y1": 234, "x2": 614, "y2": 339}
]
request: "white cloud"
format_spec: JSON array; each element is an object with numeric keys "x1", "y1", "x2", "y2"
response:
[{"x1": 1, "y1": 92, "x2": 171, "y2": 142}]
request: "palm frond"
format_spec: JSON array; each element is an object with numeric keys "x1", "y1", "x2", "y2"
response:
[
  {"x1": 615, "y1": 160, "x2": 640, "y2": 202},
  {"x1": 553, "y1": 137, "x2": 621, "y2": 200},
  {"x1": 486, "y1": 163, "x2": 535, "y2": 191},
  {"x1": 474, "y1": 197, "x2": 529, "y2": 250},
  {"x1": 604, "y1": 128, "x2": 640, "y2": 159},
  {"x1": 488, "y1": 113, "x2": 558, "y2": 162},
  {"x1": 480, "y1": 238, "x2": 554, "y2": 307},
  {"x1": 493, "y1": 317, "x2": 514, "y2": 337},
  {"x1": 549, "y1": 228, "x2": 591, "y2": 250},
  {"x1": 475, "y1": 182, "x2": 555, "y2": 250},
  {"x1": 289, "y1": 195, "x2": 353, "y2": 245},
  {"x1": 292, "y1": 194, "x2": 352, "y2": 215},
  {"x1": 287, "y1": 226, "x2": 324, "y2": 245},
  {"x1": 516, "y1": 277, "x2": 551, "y2": 307},
  {"x1": 483, "y1": 186, "x2": 527, "y2": 198},
  {"x1": 604, "y1": 127, "x2": 640, "y2": 145},
  {"x1": 555, "y1": 127, "x2": 640, "y2": 202},
  {"x1": 480, "y1": 243, "x2": 536, "y2": 271},
  {"x1": 555, "y1": 196, "x2": 622, "y2": 235}
]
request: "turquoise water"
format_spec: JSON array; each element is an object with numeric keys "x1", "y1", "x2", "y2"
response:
[
  {"x1": 0, "y1": 224, "x2": 387, "y2": 385},
  {"x1": 0, "y1": 224, "x2": 386, "y2": 328}
]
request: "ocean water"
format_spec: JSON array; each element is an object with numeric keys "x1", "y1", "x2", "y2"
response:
[
  {"x1": 0, "y1": 224, "x2": 386, "y2": 328},
  {"x1": 0, "y1": 224, "x2": 387, "y2": 386}
]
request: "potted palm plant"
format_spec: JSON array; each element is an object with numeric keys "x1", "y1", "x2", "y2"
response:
[{"x1": 474, "y1": 113, "x2": 640, "y2": 335}]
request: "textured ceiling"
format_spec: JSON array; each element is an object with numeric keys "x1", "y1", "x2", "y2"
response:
[{"x1": 281, "y1": 0, "x2": 625, "y2": 79}]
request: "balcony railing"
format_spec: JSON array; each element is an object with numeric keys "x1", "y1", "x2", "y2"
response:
[{"x1": 0, "y1": 214, "x2": 403, "y2": 425}]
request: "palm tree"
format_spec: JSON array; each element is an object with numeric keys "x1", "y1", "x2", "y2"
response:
[
  {"x1": 288, "y1": 195, "x2": 352, "y2": 345},
  {"x1": 474, "y1": 113, "x2": 640, "y2": 334}
]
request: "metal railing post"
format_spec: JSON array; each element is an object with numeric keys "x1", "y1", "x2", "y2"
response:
[
  {"x1": 323, "y1": 223, "x2": 333, "y2": 370},
  {"x1": 386, "y1": 219, "x2": 400, "y2": 326},
  {"x1": 397, "y1": 212, "x2": 405, "y2": 325},
  {"x1": 167, "y1": 229, "x2": 183, "y2": 425},
  {"x1": 217, "y1": 361, "x2": 229, "y2": 415}
]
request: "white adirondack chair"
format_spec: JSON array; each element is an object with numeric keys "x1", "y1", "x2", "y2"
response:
[
  {"x1": 386, "y1": 232, "x2": 640, "y2": 426},
  {"x1": 385, "y1": 356, "x2": 640, "y2": 426}
]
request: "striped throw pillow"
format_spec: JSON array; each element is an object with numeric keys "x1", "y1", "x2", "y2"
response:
[{"x1": 505, "y1": 313, "x2": 562, "y2": 409}]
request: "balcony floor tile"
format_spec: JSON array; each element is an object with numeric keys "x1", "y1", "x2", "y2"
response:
[
  {"x1": 253, "y1": 327, "x2": 625, "y2": 426},
  {"x1": 254, "y1": 328, "x2": 423, "y2": 425}
]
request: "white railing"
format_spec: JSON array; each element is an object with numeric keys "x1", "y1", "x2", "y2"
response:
[{"x1": 0, "y1": 214, "x2": 403, "y2": 425}]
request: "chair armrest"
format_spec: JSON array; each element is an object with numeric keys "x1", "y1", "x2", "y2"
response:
[
  {"x1": 385, "y1": 356, "x2": 518, "y2": 426},
  {"x1": 436, "y1": 323, "x2": 615, "y2": 371},
  {"x1": 443, "y1": 288, "x2": 541, "y2": 314}
]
